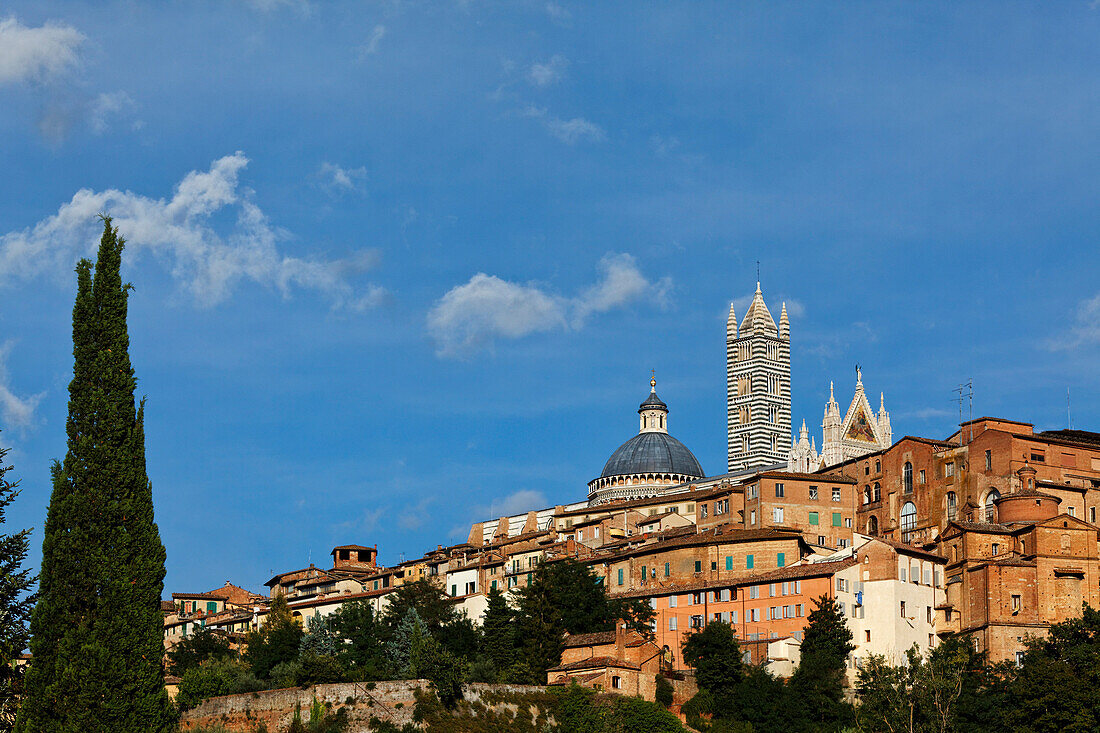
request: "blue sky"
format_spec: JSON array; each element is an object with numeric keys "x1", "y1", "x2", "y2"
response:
[{"x1": 1, "y1": 1, "x2": 1099, "y2": 596}]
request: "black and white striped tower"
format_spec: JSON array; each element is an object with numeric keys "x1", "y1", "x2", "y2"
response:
[{"x1": 726, "y1": 282, "x2": 791, "y2": 472}]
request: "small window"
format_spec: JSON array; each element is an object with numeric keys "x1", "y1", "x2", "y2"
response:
[
  {"x1": 900, "y1": 600, "x2": 906, "y2": 618},
  {"x1": 919, "y1": 469, "x2": 926, "y2": 484},
  {"x1": 669, "y1": 617, "x2": 677, "y2": 631},
  {"x1": 1012, "y1": 594, "x2": 1021, "y2": 615},
  {"x1": 777, "y1": 552, "x2": 785, "y2": 567},
  {"x1": 725, "y1": 556, "x2": 733, "y2": 571},
  {"x1": 875, "y1": 460, "x2": 881, "y2": 473},
  {"x1": 832, "y1": 512, "x2": 842, "y2": 527},
  {"x1": 947, "y1": 492, "x2": 957, "y2": 520},
  {"x1": 865, "y1": 630, "x2": 871, "y2": 642},
  {"x1": 694, "y1": 560, "x2": 702, "y2": 573},
  {"x1": 665, "y1": 562, "x2": 670, "y2": 577},
  {"x1": 746, "y1": 554, "x2": 754, "y2": 569},
  {"x1": 669, "y1": 595, "x2": 677, "y2": 608},
  {"x1": 992, "y1": 543, "x2": 999, "y2": 556},
  {"x1": 809, "y1": 511, "x2": 819, "y2": 526},
  {"x1": 904, "y1": 462, "x2": 914, "y2": 491},
  {"x1": 611, "y1": 675, "x2": 622, "y2": 689},
  {"x1": 985, "y1": 450, "x2": 992, "y2": 470},
  {"x1": 944, "y1": 462, "x2": 954, "y2": 477},
  {"x1": 832, "y1": 487, "x2": 842, "y2": 502},
  {"x1": 809, "y1": 486, "x2": 819, "y2": 500},
  {"x1": 845, "y1": 517, "x2": 852, "y2": 528},
  {"x1": 775, "y1": 483, "x2": 785, "y2": 497},
  {"x1": 773, "y1": 507, "x2": 784, "y2": 523},
  {"x1": 617, "y1": 569, "x2": 623, "y2": 586}
]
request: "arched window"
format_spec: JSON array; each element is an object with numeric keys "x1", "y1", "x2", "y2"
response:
[
  {"x1": 903, "y1": 462, "x2": 913, "y2": 494},
  {"x1": 900, "y1": 502, "x2": 917, "y2": 540},
  {"x1": 875, "y1": 460, "x2": 881, "y2": 473},
  {"x1": 946, "y1": 491, "x2": 957, "y2": 520},
  {"x1": 868, "y1": 515, "x2": 879, "y2": 535},
  {"x1": 985, "y1": 490, "x2": 1000, "y2": 523},
  {"x1": 874, "y1": 483, "x2": 882, "y2": 502},
  {"x1": 864, "y1": 487, "x2": 872, "y2": 505}
]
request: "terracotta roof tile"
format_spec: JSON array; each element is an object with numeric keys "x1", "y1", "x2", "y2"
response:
[
  {"x1": 547, "y1": 656, "x2": 640, "y2": 672},
  {"x1": 563, "y1": 631, "x2": 616, "y2": 648}
]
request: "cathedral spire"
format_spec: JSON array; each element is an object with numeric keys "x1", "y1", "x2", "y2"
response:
[
  {"x1": 727, "y1": 302, "x2": 738, "y2": 339},
  {"x1": 779, "y1": 302, "x2": 789, "y2": 342}
]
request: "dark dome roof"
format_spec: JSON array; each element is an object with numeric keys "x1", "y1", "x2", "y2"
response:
[
  {"x1": 599, "y1": 432, "x2": 704, "y2": 480},
  {"x1": 639, "y1": 390, "x2": 668, "y2": 412}
]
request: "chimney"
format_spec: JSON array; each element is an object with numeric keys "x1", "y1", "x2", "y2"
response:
[{"x1": 615, "y1": 620, "x2": 627, "y2": 660}]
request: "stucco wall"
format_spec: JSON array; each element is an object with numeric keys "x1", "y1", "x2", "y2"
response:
[{"x1": 180, "y1": 681, "x2": 550, "y2": 732}]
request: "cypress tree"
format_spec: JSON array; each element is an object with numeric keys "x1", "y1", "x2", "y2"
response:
[
  {"x1": 17, "y1": 219, "x2": 174, "y2": 732},
  {"x1": 0, "y1": 438, "x2": 36, "y2": 729}
]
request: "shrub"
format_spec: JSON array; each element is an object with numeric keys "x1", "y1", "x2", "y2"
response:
[{"x1": 176, "y1": 659, "x2": 263, "y2": 711}]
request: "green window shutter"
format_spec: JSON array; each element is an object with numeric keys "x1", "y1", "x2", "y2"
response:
[
  {"x1": 809, "y1": 512, "x2": 819, "y2": 525},
  {"x1": 746, "y1": 555, "x2": 754, "y2": 569},
  {"x1": 527, "y1": 573, "x2": 532, "y2": 585},
  {"x1": 491, "y1": 580, "x2": 497, "y2": 590},
  {"x1": 618, "y1": 569, "x2": 624, "y2": 586},
  {"x1": 725, "y1": 556, "x2": 733, "y2": 570},
  {"x1": 832, "y1": 512, "x2": 842, "y2": 527},
  {"x1": 451, "y1": 585, "x2": 456, "y2": 596},
  {"x1": 664, "y1": 562, "x2": 670, "y2": 577},
  {"x1": 694, "y1": 561, "x2": 702, "y2": 573},
  {"x1": 207, "y1": 601, "x2": 217, "y2": 613},
  {"x1": 778, "y1": 552, "x2": 786, "y2": 567},
  {"x1": 641, "y1": 565, "x2": 646, "y2": 580}
]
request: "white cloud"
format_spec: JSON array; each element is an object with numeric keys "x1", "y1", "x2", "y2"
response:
[
  {"x1": 243, "y1": 0, "x2": 311, "y2": 13},
  {"x1": 0, "y1": 152, "x2": 386, "y2": 310},
  {"x1": 1067, "y1": 292, "x2": 1100, "y2": 346},
  {"x1": 573, "y1": 253, "x2": 669, "y2": 328},
  {"x1": 0, "y1": 15, "x2": 84, "y2": 85},
  {"x1": 0, "y1": 342, "x2": 44, "y2": 433},
  {"x1": 427, "y1": 273, "x2": 566, "y2": 357},
  {"x1": 358, "y1": 25, "x2": 386, "y2": 58},
  {"x1": 527, "y1": 55, "x2": 567, "y2": 86},
  {"x1": 491, "y1": 489, "x2": 547, "y2": 517},
  {"x1": 521, "y1": 105, "x2": 604, "y2": 144},
  {"x1": 89, "y1": 91, "x2": 137, "y2": 134},
  {"x1": 546, "y1": 116, "x2": 604, "y2": 144},
  {"x1": 317, "y1": 162, "x2": 367, "y2": 193},
  {"x1": 545, "y1": 2, "x2": 572, "y2": 23},
  {"x1": 427, "y1": 253, "x2": 667, "y2": 357}
]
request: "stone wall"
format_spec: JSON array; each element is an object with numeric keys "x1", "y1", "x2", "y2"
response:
[{"x1": 180, "y1": 681, "x2": 550, "y2": 732}]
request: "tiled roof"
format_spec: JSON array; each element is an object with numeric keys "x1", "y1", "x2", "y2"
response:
[
  {"x1": 171, "y1": 592, "x2": 222, "y2": 600},
  {"x1": 161, "y1": 601, "x2": 177, "y2": 612},
  {"x1": 946, "y1": 521, "x2": 1016, "y2": 536},
  {"x1": 331, "y1": 544, "x2": 374, "y2": 552},
  {"x1": 867, "y1": 536, "x2": 946, "y2": 562},
  {"x1": 547, "y1": 656, "x2": 639, "y2": 672},
  {"x1": 563, "y1": 631, "x2": 616, "y2": 648},
  {"x1": 611, "y1": 558, "x2": 857, "y2": 599},
  {"x1": 598, "y1": 525, "x2": 803, "y2": 563}
]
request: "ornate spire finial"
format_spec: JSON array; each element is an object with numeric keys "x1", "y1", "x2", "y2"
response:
[
  {"x1": 830, "y1": 381, "x2": 835, "y2": 400},
  {"x1": 650, "y1": 370, "x2": 656, "y2": 391},
  {"x1": 856, "y1": 365, "x2": 862, "y2": 387}
]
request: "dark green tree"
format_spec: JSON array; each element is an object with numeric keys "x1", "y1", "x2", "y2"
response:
[
  {"x1": 410, "y1": 627, "x2": 466, "y2": 708},
  {"x1": 788, "y1": 594, "x2": 856, "y2": 732},
  {"x1": 167, "y1": 626, "x2": 233, "y2": 677},
  {"x1": 1005, "y1": 605, "x2": 1100, "y2": 733},
  {"x1": 478, "y1": 586, "x2": 514, "y2": 677},
  {"x1": 512, "y1": 558, "x2": 656, "y2": 682},
  {"x1": 330, "y1": 600, "x2": 386, "y2": 678},
  {"x1": 244, "y1": 593, "x2": 304, "y2": 680},
  {"x1": 0, "y1": 439, "x2": 36, "y2": 730},
  {"x1": 682, "y1": 620, "x2": 745, "y2": 699},
  {"x1": 381, "y1": 579, "x2": 458, "y2": 637},
  {"x1": 17, "y1": 219, "x2": 175, "y2": 732}
]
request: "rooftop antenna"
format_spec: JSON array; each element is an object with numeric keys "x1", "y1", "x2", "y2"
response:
[
  {"x1": 953, "y1": 379, "x2": 974, "y2": 443},
  {"x1": 1067, "y1": 388, "x2": 1073, "y2": 429},
  {"x1": 756, "y1": 260, "x2": 760, "y2": 282}
]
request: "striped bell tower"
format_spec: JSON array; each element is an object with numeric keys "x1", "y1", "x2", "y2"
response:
[{"x1": 726, "y1": 282, "x2": 791, "y2": 472}]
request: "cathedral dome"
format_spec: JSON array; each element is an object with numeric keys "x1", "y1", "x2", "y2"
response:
[
  {"x1": 587, "y1": 378, "x2": 705, "y2": 505},
  {"x1": 599, "y1": 432, "x2": 704, "y2": 480}
]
